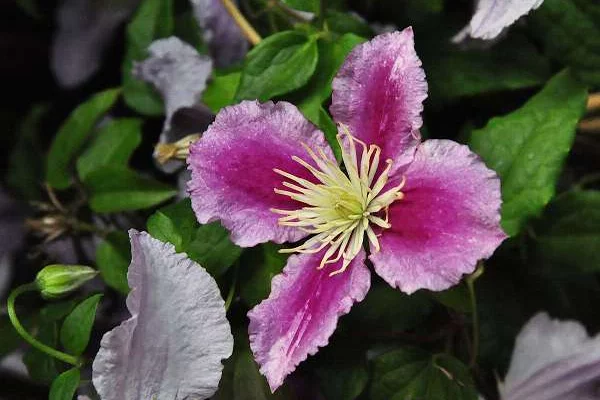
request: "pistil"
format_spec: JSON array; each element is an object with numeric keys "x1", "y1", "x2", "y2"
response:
[{"x1": 271, "y1": 126, "x2": 406, "y2": 276}]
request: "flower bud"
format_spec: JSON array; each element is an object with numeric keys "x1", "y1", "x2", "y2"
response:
[{"x1": 35, "y1": 265, "x2": 98, "y2": 300}]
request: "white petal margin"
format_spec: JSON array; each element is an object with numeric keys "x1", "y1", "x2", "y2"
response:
[
  {"x1": 92, "y1": 230, "x2": 233, "y2": 400},
  {"x1": 133, "y1": 37, "x2": 213, "y2": 134},
  {"x1": 500, "y1": 312, "x2": 600, "y2": 400},
  {"x1": 453, "y1": 0, "x2": 544, "y2": 42}
]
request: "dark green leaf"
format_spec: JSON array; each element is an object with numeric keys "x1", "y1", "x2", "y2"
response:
[
  {"x1": 122, "y1": 0, "x2": 174, "y2": 115},
  {"x1": 533, "y1": 190, "x2": 600, "y2": 273},
  {"x1": 316, "y1": 361, "x2": 368, "y2": 400},
  {"x1": 39, "y1": 300, "x2": 78, "y2": 323},
  {"x1": 371, "y1": 347, "x2": 477, "y2": 400},
  {"x1": 96, "y1": 231, "x2": 131, "y2": 294},
  {"x1": 469, "y1": 70, "x2": 587, "y2": 236},
  {"x1": 281, "y1": 0, "x2": 318, "y2": 13},
  {"x1": 240, "y1": 244, "x2": 288, "y2": 307},
  {"x1": 425, "y1": 34, "x2": 551, "y2": 102},
  {"x1": 15, "y1": 0, "x2": 42, "y2": 19},
  {"x1": 430, "y1": 284, "x2": 472, "y2": 313},
  {"x1": 325, "y1": 11, "x2": 373, "y2": 37},
  {"x1": 203, "y1": 70, "x2": 241, "y2": 113},
  {"x1": 49, "y1": 368, "x2": 80, "y2": 400},
  {"x1": 60, "y1": 294, "x2": 102, "y2": 356},
  {"x1": 186, "y1": 222, "x2": 242, "y2": 277},
  {"x1": 46, "y1": 88, "x2": 121, "y2": 189},
  {"x1": 7, "y1": 104, "x2": 47, "y2": 200},
  {"x1": 23, "y1": 320, "x2": 60, "y2": 383},
  {"x1": 85, "y1": 166, "x2": 176, "y2": 213},
  {"x1": 233, "y1": 350, "x2": 273, "y2": 400},
  {"x1": 529, "y1": 0, "x2": 600, "y2": 85},
  {"x1": 0, "y1": 315, "x2": 32, "y2": 358},
  {"x1": 147, "y1": 198, "x2": 197, "y2": 252},
  {"x1": 76, "y1": 118, "x2": 142, "y2": 181},
  {"x1": 347, "y1": 282, "x2": 433, "y2": 331},
  {"x1": 236, "y1": 31, "x2": 318, "y2": 101}
]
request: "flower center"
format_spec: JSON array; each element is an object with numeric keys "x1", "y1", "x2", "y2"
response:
[{"x1": 271, "y1": 126, "x2": 406, "y2": 276}]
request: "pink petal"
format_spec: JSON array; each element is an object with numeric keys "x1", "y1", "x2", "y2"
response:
[
  {"x1": 370, "y1": 140, "x2": 506, "y2": 294},
  {"x1": 330, "y1": 28, "x2": 428, "y2": 171},
  {"x1": 248, "y1": 250, "x2": 370, "y2": 392},
  {"x1": 187, "y1": 100, "x2": 334, "y2": 247}
]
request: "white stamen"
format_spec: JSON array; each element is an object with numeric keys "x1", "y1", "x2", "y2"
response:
[{"x1": 273, "y1": 126, "x2": 406, "y2": 276}]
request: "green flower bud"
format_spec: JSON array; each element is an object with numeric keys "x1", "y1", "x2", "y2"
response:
[{"x1": 35, "y1": 265, "x2": 98, "y2": 300}]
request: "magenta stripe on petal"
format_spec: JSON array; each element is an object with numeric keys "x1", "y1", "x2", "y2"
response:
[
  {"x1": 187, "y1": 100, "x2": 334, "y2": 247},
  {"x1": 331, "y1": 28, "x2": 428, "y2": 172},
  {"x1": 371, "y1": 140, "x2": 506, "y2": 294},
  {"x1": 248, "y1": 250, "x2": 370, "y2": 392}
]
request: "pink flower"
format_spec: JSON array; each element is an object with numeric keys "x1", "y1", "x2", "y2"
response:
[{"x1": 187, "y1": 28, "x2": 506, "y2": 391}]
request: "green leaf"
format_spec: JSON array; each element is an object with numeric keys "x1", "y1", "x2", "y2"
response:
[
  {"x1": 297, "y1": 34, "x2": 365, "y2": 109},
  {"x1": 533, "y1": 190, "x2": 600, "y2": 273},
  {"x1": 430, "y1": 284, "x2": 472, "y2": 313},
  {"x1": 316, "y1": 361, "x2": 368, "y2": 400},
  {"x1": 60, "y1": 294, "x2": 102, "y2": 356},
  {"x1": 40, "y1": 300, "x2": 79, "y2": 323},
  {"x1": 147, "y1": 198, "x2": 197, "y2": 252},
  {"x1": 325, "y1": 11, "x2": 373, "y2": 37},
  {"x1": 295, "y1": 34, "x2": 365, "y2": 158},
  {"x1": 529, "y1": 0, "x2": 600, "y2": 85},
  {"x1": 236, "y1": 31, "x2": 319, "y2": 101},
  {"x1": 122, "y1": 0, "x2": 174, "y2": 115},
  {"x1": 371, "y1": 347, "x2": 478, "y2": 400},
  {"x1": 85, "y1": 166, "x2": 176, "y2": 213},
  {"x1": 23, "y1": 320, "x2": 60, "y2": 383},
  {"x1": 425, "y1": 34, "x2": 551, "y2": 102},
  {"x1": 347, "y1": 282, "x2": 433, "y2": 331},
  {"x1": 49, "y1": 368, "x2": 80, "y2": 400},
  {"x1": 240, "y1": 244, "x2": 288, "y2": 307},
  {"x1": 7, "y1": 104, "x2": 47, "y2": 200},
  {"x1": 203, "y1": 70, "x2": 241, "y2": 113},
  {"x1": 233, "y1": 350, "x2": 273, "y2": 400},
  {"x1": 0, "y1": 314, "x2": 33, "y2": 358},
  {"x1": 214, "y1": 333, "x2": 294, "y2": 400},
  {"x1": 187, "y1": 222, "x2": 243, "y2": 277},
  {"x1": 96, "y1": 231, "x2": 131, "y2": 294},
  {"x1": 46, "y1": 89, "x2": 121, "y2": 189},
  {"x1": 281, "y1": 0, "x2": 318, "y2": 13},
  {"x1": 76, "y1": 118, "x2": 142, "y2": 182},
  {"x1": 469, "y1": 70, "x2": 587, "y2": 236}
]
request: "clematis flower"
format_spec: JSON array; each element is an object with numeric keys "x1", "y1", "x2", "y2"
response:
[
  {"x1": 92, "y1": 230, "x2": 233, "y2": 399},
  {"x1": 187, "y1": 28, "x2": 506, "y2": 390},
  {"x1": 453, "y1": 0, "x2": 545, "y2": 42},
  {"x1": 499, "y1": 312, "x2": 600, "y2": 400}
]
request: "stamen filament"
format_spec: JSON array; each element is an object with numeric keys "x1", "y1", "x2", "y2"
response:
[{"x1": 273, "y1": 127, "x2": 406, "y2": 276}]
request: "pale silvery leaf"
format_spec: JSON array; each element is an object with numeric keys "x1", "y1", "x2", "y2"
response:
[
  {"x1": 190, "y1": 0, "x2": 248, "y2": 67},
  {"x1": 454, "y1": 0, "x2": 544, "y2": 41},
  {"x1": 500, "y1": 312, "x2": 600, "y2": 400},
  {"x1": 133, "y1": 37, "x2": 213, "y2": 133},
  {"x1": 51, "y1": 0, "x2": 140, "y2": 88},
  {"x1": 91, "y1": 230, "x2": 233, "y2": 400}
]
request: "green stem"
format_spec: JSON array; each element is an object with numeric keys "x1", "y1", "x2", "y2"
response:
[
  {"x1": 466, "y1": 264, "x2": 484, "y2": 368},
  {"x1": 224, "y1": 267, "x2": 238, "y2": 312},
  {"x1": 7, "y1": 283, "x2": 81, "y2": 367},
  {"x1": 318, "y1": 0, "x2": 327, "y2": 30}
]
